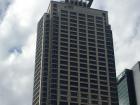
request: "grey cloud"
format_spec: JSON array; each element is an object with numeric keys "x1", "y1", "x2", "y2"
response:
[{"x1": 0, "y1": 0, "x2": 13, "y2": 22}]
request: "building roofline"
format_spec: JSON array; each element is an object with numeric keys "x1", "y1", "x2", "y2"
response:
[
  {"x1": 51, "y1": 0, "x2": 94, "y2": 8},
  {"x1": 50, "y1": 0, "x2": 107, "y2": 13}
]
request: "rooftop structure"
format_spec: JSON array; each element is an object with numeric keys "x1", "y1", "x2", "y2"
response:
[{"x1": 53, "y1": 0, "x2": 94, "y2": 7}]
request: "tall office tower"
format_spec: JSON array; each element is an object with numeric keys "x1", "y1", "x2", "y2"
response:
[
  {"x1": 32, "y1": 0, "x2": 119, "y2": 105},
  {"x1": 117, "y1": 61, "x2": 140, "y2": 105}
]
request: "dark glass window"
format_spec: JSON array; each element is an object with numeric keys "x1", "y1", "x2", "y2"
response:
[
  {"x1": 51, "y1": 89, "x2": 57, "y2": 94},
  {"x1": 100, "y1": 76, "x2": 107, "y2": 80},
  {"x1": 80, "y1": 83, "x2": 88, "y2": 87},
  {"x1": 60, "y1": 85, "x2": 68, "y2": 90},
  {"x1": 60, "y1": 90, "x2": 67, "y2": 95},
  {"x1": 81, "y1": 99, "x2": 88, "y2": 103},
  {"x1": 71, "y1": 97, "x2": 77, "y2": 102},
  {"x1": 60, "y1": 75, "x2": 68, "y2": 79},
  {"x1": 71, "y1": 81, "x2": 78, "y2": 86},
  {"x1": 70, "y1": 71, "x2": 78, "y2": 76},
  {"x1": 91, "y1": 95, "x2": 98, "y2": 99},
  {"x1": 80, "y1": 73, "x2": 88, "y2": 78},
  {"x1": 60, "y1": 70, "x2": 68, "y2": 74},
  {"x1": 70, "y1": 87, "x2": 78, "y2": 91},
  {"x1": 91, "y1": 89, "x2": 98, "y2": 94},
  {"x1": 60, "y1": 101, "x2": 68, "y2": 105},
  {"x1": 80, "y1": 88, "x2": 88, "y2": 92},
  {"x1": 70, "y1": 76, "x2": 78, "y2": 81},
  {"x1": 90, "y1": 84, "x2": 98, "y2": 89},
  {"x1": 80, "y1": 78, "x2": 88, "y2": 82},
  {"x1": 71, "y1": 92, "x2": 77, "y2": 96},
  {"x1": 60, "y1": 80, "x2": 68, "y2": 84},
  {"x1": 96, "y1": 16, "x2": 103, "y2": 20},
  {"x1": 80, "y1": 68, "x2": 87, "y2": 72},
  {"x1": 70, "y1": 103, "x2": 78, "y2": 105}
]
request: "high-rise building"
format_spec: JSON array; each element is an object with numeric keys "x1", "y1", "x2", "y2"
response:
[
  {"x1": 117, "y1": 62, "x2": 140, "y2": 105},
  {"x1": 32, "y1": 0, "x2": 119, "y2": 105}
]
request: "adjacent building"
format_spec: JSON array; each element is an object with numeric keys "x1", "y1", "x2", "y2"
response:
[
  {"x1": 32, "y1": 0, "x2": 119, "y2": 105},
  {"x1": 117, "y1": 61, "x2": 140, "y2": 105}
]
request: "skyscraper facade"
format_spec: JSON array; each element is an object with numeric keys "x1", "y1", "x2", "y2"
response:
[{"x1": 32, "y1": 0, "x2": 119, "y2": 105}]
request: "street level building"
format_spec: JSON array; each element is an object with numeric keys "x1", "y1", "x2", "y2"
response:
[
  {"x1": 117, "y1": 62, "x2": 140, "y2": 105},
  {"x1": 32, "y1": 0, "x2": 119, "y2": 105}
]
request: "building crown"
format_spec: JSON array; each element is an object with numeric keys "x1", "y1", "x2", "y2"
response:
[{"x1": 58, "y1": 0, "x2": 94, "y2": 8}]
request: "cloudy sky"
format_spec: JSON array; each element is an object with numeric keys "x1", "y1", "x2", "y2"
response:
[{"x1": 0, "y1": 0, "x2": 140, "y2": 105}]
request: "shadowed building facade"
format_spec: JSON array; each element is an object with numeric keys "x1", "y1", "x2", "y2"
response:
[{"x1": 32, "y1": 0, "x2": 119, "y2": 105}]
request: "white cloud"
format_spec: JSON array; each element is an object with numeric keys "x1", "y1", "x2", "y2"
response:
[
  {"x1": 0, "y1": 0, "x2": 49, "y2": 105},
  {"x1": 0, "y1": 0, "x2": 140, "y2": 105},
  {"x1": 93, "y1": 0, "x2": 140, "y2": 75}
]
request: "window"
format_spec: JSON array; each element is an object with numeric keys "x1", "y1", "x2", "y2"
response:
[
  {"x1": 71, "y1": 92, "x2": 77, "y2": 96},
  {"x1": 61, "y1": 96, "x2": 67, "y2": 100},
  {"x1": 96, "y1": 24, "x2": 103, "y2": 28},
  {"x1": 88, "y1": 38, "x2": 95, "y2": 43},
  {"x1": 96, "y1": 16, "x2": 103, "y2": 20},
  {"x1": 79, "y1": 37, "x2": 86, "y2": 41},
  {"x1": 91, "y1": 95, "x2": 98, "y2": 99},
  {"x1": 70, "y1": 67, "x2": 78, "y2": 71},
  {"x1": 51, "y1": 89, "x2": 57, "y2": 94},
  {"x1": 70, "y1": 87, "x2": 78, "y2": 91},
  {"x1": 61, "y1": 10, "x2": 68, "y2": 13},
  {"x1": 100, "y1": 86, "x2": 108, "y2": 90},
  {"x1": 91, "y1": 89, "x2": 98, "y2": 94},
  {"x1": 91, "y1": 100, "x2": 98, "y2": 104},
  {"x1": 90, "y1": 79, "x2": 97, "y2": 84},
  {"x1": 80, "y1": 88, "x2": 88, "y2": 92},
  {"x1": 102, "y1": 102, "x2": 108, "y2": 105},
  {"x1": 100, "y1": 76, "x2": 107, "y2": 80},
  {"x1": 70, "y1": 12, "x2": 76, "y2": 15},
  {"x1": 80, "y1": 83, "x2": 88, "y2": 87},
  {"x1": 60, "y1": 85, "x2": 68, "y2": 90},
  {"x1": 70, "y1": 19, "x2": 77, "y2": 23},
  {"x1": 60, "y1": 70, "x2": 68, "y2": 74},
  {"x1": 71, "y1": 81, "x2": 78, "y2": 86},
  {"x1": 80, "y1": 73, "x2": 88, "y2": 78},
  {"x1": 70, "y1": 71, "x2": 78, "y2": 76},
  {"x1": 101, "y1": 91, "x2": 108, "y2": 95},
  {"x1": 99, "y1": 67, "x2": 106, "y2": 71},
  {"x1": 60, "y1": 75, "x2": 68, "y2": 79},
  {"x1": 60, "y1": 102, "x2": 68, "y2": 105},
  {"x1": 99, "y1": 62, "x2": 106, "y2": 66},
  {"x1": 89, "y1": 65, "x2": 97, "y2": 69},
  {"x1": 90, "y1": 74, "x2": 97, "y2": 79},
  {"x1": 70, "y1": 62, "x2": 78, "y2": 66},
  {"x1": 70, "y1": 103, "x2": 78, "y2": 105},
  {"x1": 71, "y1": 76, "x2": 78, "y2": 81},
  {"x1": 80, "y1": 68, "x2": 87, "y2": 72},
  {"x1": 80, "y1": 78, "x2": 88, "y2": 82},
  {"x1": 81, "y1": 99, "x2": 88, "y2": 103},
  {"x1": 60, "y1": 90, "x2": 67, "y2": 95}
]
